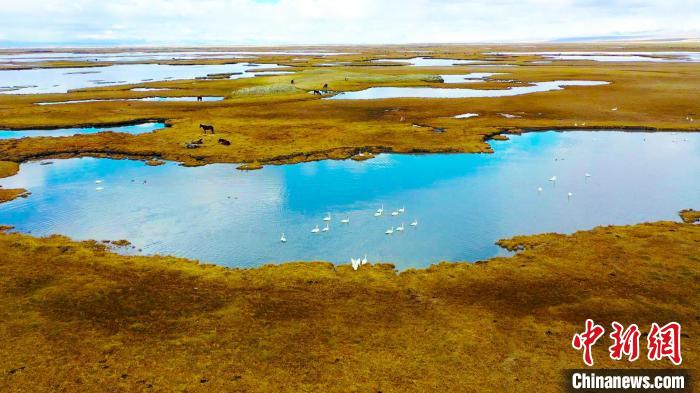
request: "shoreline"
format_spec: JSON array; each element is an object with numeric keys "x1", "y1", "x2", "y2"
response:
[{"x1": 0, "y1": 216, "x2": 697, "y2": 391}]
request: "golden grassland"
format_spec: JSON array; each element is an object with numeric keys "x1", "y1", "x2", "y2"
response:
[
  {"x1": 0, "y1": 216, "x2": 698, "y2": 392},
  {"x1": 680, "y1": 209, "x2": 700, "y2": 224},
  {"x1": 0, "y1": 44, "x2": 698, "y2": 168},
  {"x1": 0, "y1": 161, "x2": 27, "y2": 202},
  {"x1": 0, "y1": 44, "x2": 699, "y2": 391}
]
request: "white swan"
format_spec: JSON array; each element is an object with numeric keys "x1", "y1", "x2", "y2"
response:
[
  {"x1": 585, "y1": 173, "x2": 591, "y2": 178},
  {"x1": 323, "y1": 212, "x2": 331, "y2": 221},
  {"x1": 95, "y1": 180, "x2": 103, "y2": 184},
  {"x1": 549, "y1": 176, "x2": 557, "y2": 182},
  {"x1": 410, "y1": 219, "x2": 418, "y2": 227},
  {"x1": 537, "y1": 187, "x2": 543, "y2": 193},
  {"x1": 398, "y1": 206, "x2": 405, "y2": 213},
  {"x1": 280, "y1": 233, "x2": 287, "y2": 243},
  {"x1": 95, "y1": 187, "x2": 104, "y2": 191},
  {"x1": 385, "y1": 227, "x2": 394, "y2": 235},
  {"x1": 396, "y1": 223, "x2": 405, "y2": 232},
  {"x1": 351, "y1": 258, "x2": 361, "y2": 270},
  {"x1": 341, "y1": 216, "x2": 350, "y2": 224},
  {"x1": 311, "y1": 225, "x2": 320, "y2": 234},
  {"x1": 361, "y1": 254, "x2": 368, "y2": 265},
  {"x1": 567, "y1": 192, "x2": 573, "y2": 199},
  {"x1": 322, "y1": 222, "x2": 330, "y2": 232},
  {"x1": 375, "y1": 204, "x2": 384, "y2": 215},
  {"x1": 391, "y1": 210, "x2": 399, "y2": 216}
]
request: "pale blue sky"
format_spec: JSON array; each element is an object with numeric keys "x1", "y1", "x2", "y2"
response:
[{"x1": 1, "y1": 0, "x2": 698, "y2": 46}]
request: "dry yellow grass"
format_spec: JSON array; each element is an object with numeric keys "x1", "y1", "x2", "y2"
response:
[
  {"x1": 0, "y1": 161, "x2": 27, "y2": 202},
  {"x1": 1, "y1": 45, "x2": 699, "y2": 391},
  {"x1": 0, "y1": 215, "x2": 697, "y2": 392},
  {"x1": 0, "y1": 44, "x2": 698, "y2": 168},
  {"x1": 680, "y1": 209, "x2": 700, "y2": 224}
]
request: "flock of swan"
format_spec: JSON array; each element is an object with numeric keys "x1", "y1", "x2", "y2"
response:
[
  {"x1": 280, "y1": 205, "x2": 419, "y2": 269},
  {"x1": 540, "y1": 172, "x2": 592, "y2": 199}
]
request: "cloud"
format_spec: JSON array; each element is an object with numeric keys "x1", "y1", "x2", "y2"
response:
[{"x1": 0, "y1": 0, "x2": 698, "y2": 45}]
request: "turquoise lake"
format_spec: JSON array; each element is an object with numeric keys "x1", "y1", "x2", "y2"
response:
[
  {"x1": 0, "y1": 131, "x2": 697, "y2": 269},
  {"x1": 0, "y1": 122, "x2": 166, "y2": 139}
]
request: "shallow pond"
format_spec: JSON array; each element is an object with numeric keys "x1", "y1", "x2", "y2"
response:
[
  {"x1": 0, "y1": 50, "x2": 352, "y2": 64},
  {"x1": 1, "y1": 131, "x2": 698, "y2": 269},
  {"x1": 327, "y1": 80, "x2": 608, "y2": 100},
  {"x1": 37, "y1": 97, "x2": 224, "y2": 105},
  {"x1": 0, "y1": 63, "x2": 287, "y2": 94},
  {"x1": 371, "y1": 57, "x2": 484, "y2": 66},
  {"x1": 489, "y1": 51, "x2": 700, "y2": 62},
  {"x1": 441, "y1": 73, "x2": 500, "y2": 83},
  {"x1": 0, "y1": 121, "x2": 166, "y2": 139}
]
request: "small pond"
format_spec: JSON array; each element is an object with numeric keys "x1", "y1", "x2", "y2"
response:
[
  {"x1": 327, "y1": 80, "x2": 608, "y2": 100},
  {"x1": 0, "y1": 121, "x2": 166, "y2": 139}
]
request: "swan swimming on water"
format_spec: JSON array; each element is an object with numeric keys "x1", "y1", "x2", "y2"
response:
[
  {"x1": 95, "y1": 187, "x2": 104, "y2": 191},
  {"x1": 341, "y1": 216, "x2": 350, "y2": 224},
  {"x1": 311, "y1": 225, "x2": 320, "y2": 234},
  {"x1": 280, "y1": 233, "x2": 287, "y2": 243},
  {"x1": 396, "y1": 223, "x2": 405, "y2": 232},
  {"x1": 385, "y1": 227, "x2": 394, "y2": 235},
  {"x1": 95, "y1": 180, "x2": 103, "y2": 184},
  {"x1": 375, "y1": 205, "x2": 384, "y2": 216},
  {"x1": 549, "y1": 176, "x2": 557, "y2": 182},
  {"x1": 398, "y1": 206, "x2": 405, "y2": 213},
  {"x1": 323, "y1": 213, "x2": 331, "y2": 221},
  {"x1": 322, "y1": 222, "x2": 330, "y2": 232},
  {"x1": 567, "y1": 192, "x2": 573, "y2": 200},
  {"x1": 537, "y1": 187, "x2": 543, "y2": 193},
  {"x1": 391, "y1": 210, "x2": 399, "y2": 216},
  {"x1": 585, "y1": 173, "x2": 591, "y2": 178},
  {"x1": 410, "y1": 219, "x2": 418, "y2": 227}
]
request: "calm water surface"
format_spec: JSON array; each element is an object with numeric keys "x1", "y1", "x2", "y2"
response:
[
  {"x1": 0, "y1": 63, "x2": 287, "y2": 94},
  {"x1": 0, "y1": 131, "x2": 698, "y2": 269},
  {"x1": 37, "y1": 97, "x2": 223, "y2": 105},
  {"x1": 327, "y1": 80, "x2": 608, "y2": 100},
  {"x1": 0, "y1": 122, "x2": 166, "y2": 139}
]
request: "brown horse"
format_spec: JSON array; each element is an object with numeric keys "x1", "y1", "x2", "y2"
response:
[
  {"x1": 199, "y1": 124, "x2": 215, "y2": 134},
  {"x1": 218, "y1": 138, "x2": 231, "y2": 146}
]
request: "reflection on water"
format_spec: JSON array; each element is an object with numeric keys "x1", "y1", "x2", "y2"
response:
[
  {"x1": 0, "y1": 121, "x2": 166, "y2": 139},
  {"x1": 0, "y1": 50, "x2": 353, "y2": 64},
  {"x1": 441, "y1": 73, "x2": 501, "y2": 83},
  {"x1": 371, "y1": 57, "x2": 484, "y2": 66},
  {"x1": 1, "y1": 131, "x2": 698, "y2": 269},
  {"x1": 37, "y1": 97, "x2": 223, "y2": 105},
  {"x1": 489, "y1": 51, "x2": 700, "y2": 62},
  {"x1": 327, "y1": 80, "x2": 608, "y2": 100},
  {"x1": 0, "y1": 63, "x2": 287, "y2": 94}
]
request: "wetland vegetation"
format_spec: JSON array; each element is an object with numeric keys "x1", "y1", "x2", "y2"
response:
[{"x1": 0, "y1": 42, "x2": 698, "y2": 391}]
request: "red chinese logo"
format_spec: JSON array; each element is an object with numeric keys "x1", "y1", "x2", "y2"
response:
[
  {"x1": 609, "y1": 321, "x2": 640, "y2": 362},
  {"x1": 572, "y1": 319, "x2": 605, "y2": 366},
  {"x1": 572, "y1": 320, "x2": 682, "y2": 366},
  {"x1": 648, "y1": 322, "x2": 682, "y2": 365}
]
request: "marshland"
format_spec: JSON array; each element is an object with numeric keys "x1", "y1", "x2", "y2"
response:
[{"x1": 0, "y1": 43, "x2": 698, "y2": 392}]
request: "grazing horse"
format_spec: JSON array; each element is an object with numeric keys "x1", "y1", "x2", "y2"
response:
[
  {"x1": 323, "y1": 83, "x2": 328, "y2": 89},
  {"x1": 197, "y1": 96, "x2": 203, "y2": 102},
  {"x1": 218, "y1": 138, "x2": 231, "y2": 146},
  {"x1": 199, "y1": 124, "x2": 215, "y2": 134}
]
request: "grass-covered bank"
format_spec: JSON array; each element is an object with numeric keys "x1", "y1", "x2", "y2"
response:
[{"x1": 1, "y1": 214, "x2": 697, "y2": 392}]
